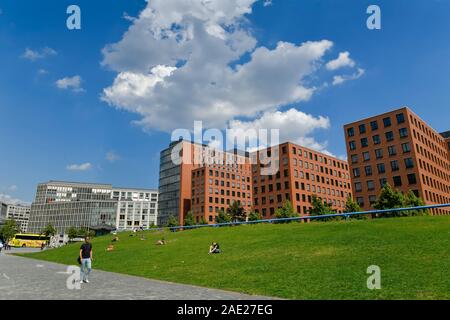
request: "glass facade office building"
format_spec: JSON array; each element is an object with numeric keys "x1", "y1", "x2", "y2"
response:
[{"x1": 28, "y1": 181, "x2": 158, "y2": 234}]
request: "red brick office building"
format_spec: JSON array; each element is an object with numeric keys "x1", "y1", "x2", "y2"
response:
[
  {"x1": 344, "y1": 107, "x2": 450, "y2": 215},
  {"x1": 251, "y1": 142, "x2": 352, "y2": 218},
  {"x1": 159, "y1": 140, "x2": 352, "y2": 225}
]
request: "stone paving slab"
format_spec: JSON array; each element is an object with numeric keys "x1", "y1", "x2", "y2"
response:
[{"x1": 0, "y1": 252, "x2": 272, "y2": 300}]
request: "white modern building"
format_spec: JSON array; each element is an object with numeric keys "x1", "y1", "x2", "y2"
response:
[
  {"x1": 4, "y1": 203, "x2": 31, "y2": 232},
  {"x1": 112, "y1": 188, "x2": 158, "y2": 231}
]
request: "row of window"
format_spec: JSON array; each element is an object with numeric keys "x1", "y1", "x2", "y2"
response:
[
  {"x1": 254, "y1": 182, "x2": 349, "y2": 198},
  {"x1": 347, "y1": 113, "x2": 406, "y2": 138},
  {"x1": 354, "y1": 174, "x2": 417, "y2": 193},
  {"x1": 352, "y1": 158, "x2": 415, "y2": 178},
  {"x1": 351, "y1": 143, "x2": 411, "y2": 163},
  {"x1": 269, "y1": 145, "x2": 348, "y2": 170},
  {"x1": 348, "y1": 128, "x2": 408, "y2": 150},
  {"x1": 415, "y1": 143, "x2": 450, "y2": 175}
]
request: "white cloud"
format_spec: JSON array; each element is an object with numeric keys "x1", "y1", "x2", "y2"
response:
[
  {"x1": 263, "y1": 0, "x2": 273, "y2": 6},
  {"x1": 106, "y1": 151, "x2": 120, "y2": 163},
  {"x1": 332, "y1": 68, "x2": 365, "y2": 86},
  {"x1": 0, "y1": 194, "x2": 30, "y2": 206},
  {"x1": 100, "y1": 0, "x2": 343, "y2": 133},
  {"x1": 228, "y1": 108, "x2": 332, "y2": 154},
  {"x1": 38, "y1": 69, "x2": 49, "y2": 75},
  {"x1": 66, "y1": 163, "x2": 92, "y2": 171},
  {"x1": 22, "y1": 47, "x2": 57, "y2": 61},
  {"x1": 56, "y1": 75, "x2": 84, "y2": 92},
  {"x1": 325, "y1": 51, "x2": 355, "y2": 70},
  {"x1": 100, "y1": 0, "x2": 363, "y2": 153}
]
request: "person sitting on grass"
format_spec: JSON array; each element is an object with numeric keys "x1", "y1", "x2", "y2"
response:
[
  {"x1": 209, "y1": 242, "x2": 221, "y2": 254},
  {"x1": 106, "y1": 244, "x2": 114, "y2": 252},
  {"x1": 112, "y1": 236, "x2": 119, "y2": 242},
  {"x1": 156, "y1": 238, "x2": 166, "y2": 245}
]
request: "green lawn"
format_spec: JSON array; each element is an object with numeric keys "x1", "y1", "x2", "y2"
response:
[{"x1": 21, "y1": 216, "x2": 450, "y2": 299}]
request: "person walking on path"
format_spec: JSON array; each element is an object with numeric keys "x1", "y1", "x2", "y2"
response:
[{"x1": 79, "y1": 237, "x2": 93, "y2": 283}]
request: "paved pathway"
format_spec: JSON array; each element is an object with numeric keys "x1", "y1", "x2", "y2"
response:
[{"x1": 0, "y1": 251, "x2": 271, "y2": 300}]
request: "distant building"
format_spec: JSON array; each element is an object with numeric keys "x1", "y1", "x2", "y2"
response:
[
  {"x1": 112, "y1": 187, "x2": 158, "y2": 230},
  {"x1": 0, "y1": 201, "x2": 8, "y2": 228},
  {"x1": 27, "y1": 181, "x2": 158, "y2": 234},
  {"x1": 5, "y1": 204, "x2": 31, "y2": 232},
  {"x1": 344, "y1": 107, "x2": 450, "y2": 215}
]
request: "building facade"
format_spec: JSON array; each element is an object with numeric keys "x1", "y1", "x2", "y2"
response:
[
  {"x1": 113, "y1": 188, "x2": 158, "y2": 230},
  {"x1": 159, "y1": 140, "x2": 352, "y2": 225},
  {"x1": 190, "y1": 155, "x2": 253, "y2": 224},
  {"x1": 0, "y1": 201, "x2": 9, "y2": 228},
  {"x1": 344, "y1": 107, "x2": 450, "y2": 215},
  {"x1": 5, "y1": 204, "x2": 31, "y2": 232},
  {"x1": 252, "y1": 142, "x2": 352, "y2": 217},
  {"x1": 28, "y1": 181, "x2": 158, "y2": 234}
]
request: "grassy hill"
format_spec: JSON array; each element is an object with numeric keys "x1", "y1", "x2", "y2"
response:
[{"x1": 21, "y1": 216, "x2": 450, "y2": 299}]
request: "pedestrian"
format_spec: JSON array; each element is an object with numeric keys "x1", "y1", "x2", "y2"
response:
[
  {"x1": 209, "y1": 242, "x2": 221, "y2": 254},
  {"x1": 0, "y1": 241, "x2": 3, "y2": 253},
  {"x1": 79, "y1": 237, "x2": 93, "y2": 283}
]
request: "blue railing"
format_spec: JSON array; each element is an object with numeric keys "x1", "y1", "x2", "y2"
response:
[{"x1": 138, "y1": 203, "x2": 450, "y2": 233}]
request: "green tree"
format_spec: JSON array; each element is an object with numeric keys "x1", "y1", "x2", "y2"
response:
[
  {"x1": 226, "y1": 201, "x2": 247, "y2": 223},
  {"x1": 344, "y1": 196, "x2": 366, "y2": 220},
  {"x1": 42, "y1": 223, "x2": 57, "y2": 237},
  {"x1": 67, "y1": 226, "x2": 78, "y2": 242},
  {"x1": 373, "y1": 183, "x2": 406, "y2": 218},
  {"x1": 275, "y1": 200, "x2": 299, "y2": 222},
  {"x1": 184, "y1": 211, "x2": 195, "y2": 227},
  {"x1": 167, "y1": 215, "x2": 179, "y2": 228},
  {"x1": 0, "y1": 219, "x2": 19, "y2": 244},
  {"x1": 403, "y1": 191, "x2": 428, "y2": 216},
  {"x1": 248, "y1": 211, "x2": 262, "y2": 222},
  {"x1": 309, "y1": 195, "x2": 335, "y2": 221},
  {"x1": 216, "y1": 209, "x2": 231, "y2": 224}
]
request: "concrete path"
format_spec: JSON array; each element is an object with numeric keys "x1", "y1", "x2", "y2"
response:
[{"x1": 0, "y1": 251, "x2": 271, "y2": 300}]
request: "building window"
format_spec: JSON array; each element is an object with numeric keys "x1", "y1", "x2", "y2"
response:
[
  {"x1": 349, "y1": 141, "x2": 356, "y2": 150},
  {"x1": 370, "y1": 121, "x2": 378, "y2": 131},
  {"x1": 402, "y1": 142, "x2": 411, "y2": 153},
  {"x1": 369, "y1": 195, "x2": 377, "y2": 205},
  {"x1": 377, "y1": 163, "x2": 385, "y2": 174},
  {"x1": 407, "y1": 173, "x2": 417, "y2": 185},
  {"x1": 367, "y1": 180, "x2": 375, "y2": 191},
  {"x1": 380, "y1": 178, "x2": 387, "y2": 187},
  {"x1": 351, "y1": 154, "x2": 358, "y2": 164},
  {"x1": 375, "y1": 148, "x2": 383, "y2": 159},
  {"x1": 355, "y1": 182, "x2": 362, "y2": 192},
  {"x1": 385, "y1": 131, "x2": 394, "y2": 142},
  {"x1": 396, "y1": 113, "x2": 405, "y2": 124},
  {"x1": 360, "y1": 138, "x2": 368, "y2": 148},
  {"x1": 363, "y1": 152, "x2": 370, "y2": 161},
  {"x1": 391, "y1": 160, "x2": 399, "y2": 171},
  {"x1": 365, "y1": 166, "x2": 373, "y2": 176},
  {"x1": 353, "y1": 168, "x2": 360, "y2": 178},
  {"x1": 359, "y1": 124, "x2": 366, "y2": 134},
  {"x1": 356, "y1": 197, "x2": 364, "y2": 207},
  {"x1": 388, "y1": 146, "x2": 397, "y2": 156},
  {"x1": 383, "y1": 117, "x2": 392, "y2": 127},
  {"x1": 393, "y1": 176, "x2": 402, "y2": 187},
  {"x1": 399, "y1": 128, "x2": 408, "y2": 138},
  {"x1": 404, "y1": 158, "x2": 414, "y2": 169},
  {"x1": 372, "y1": 135, "x2": 381, "y2": 145}
]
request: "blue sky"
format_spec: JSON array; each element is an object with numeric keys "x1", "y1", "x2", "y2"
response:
[{"x1": 1, "y1": 0, "x2": 449, "y2": 204}]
